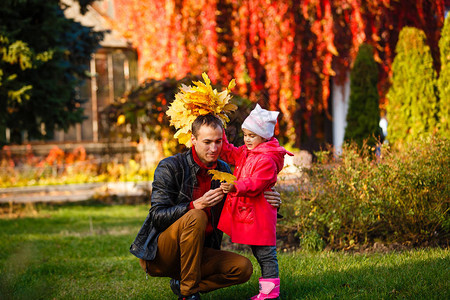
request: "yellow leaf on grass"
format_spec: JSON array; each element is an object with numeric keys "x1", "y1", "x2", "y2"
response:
[{"x1": 208, "y1": 170, "x2": 237, "y2": 184}]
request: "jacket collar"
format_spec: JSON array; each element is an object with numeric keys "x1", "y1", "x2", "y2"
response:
[{"x1": 186, "y1": 149, "x2": 200, "y2": 185}]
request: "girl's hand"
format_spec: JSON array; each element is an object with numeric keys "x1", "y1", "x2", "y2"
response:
[{"x1": 220, "y1": 182, "x2": 236, "y2": 193}]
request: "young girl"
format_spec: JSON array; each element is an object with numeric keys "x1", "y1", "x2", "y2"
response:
[{"x1": 218, "y1": 104, "x2": 293, "y2": 300}]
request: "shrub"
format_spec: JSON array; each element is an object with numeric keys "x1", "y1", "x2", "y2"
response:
[
  {"x1": 299, "y1": 230, "x2": 325, "y2": 252},
  {"x1": 438, "y1": 16, "x2": 450, "y2": 138},
  {"x1": 387, "y1": 27, "x2": 438, "y2": 145},
  {"x1": 344, "y1": 43, "x2": 380, "y2": 147},
  {"x1": 280, "y1": 136, "x2": 449, "y2": 249}
]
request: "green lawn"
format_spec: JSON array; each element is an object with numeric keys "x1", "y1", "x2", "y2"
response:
[{"x1": 0, "y1": 203, "x2": 448, "y2": 299}]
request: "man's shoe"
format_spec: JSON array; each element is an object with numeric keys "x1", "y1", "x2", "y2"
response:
[
  {"x1": 179, "y1": 292, "x2": 201, "y2": 300},
  {"x1": 170, "y1": 279, "x2": 200, "y2": 299},
  {"x1": 170, "y1": 279, "x2": 181, "y2": 297}
]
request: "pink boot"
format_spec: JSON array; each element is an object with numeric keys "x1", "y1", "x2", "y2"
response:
[{"x1": 250, "y1": 277, "x2": 280, "y2": 299}]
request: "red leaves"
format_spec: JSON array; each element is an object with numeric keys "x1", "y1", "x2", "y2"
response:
[{"x1": 108, "y1": 0, "x2": 445, "y2": 145}]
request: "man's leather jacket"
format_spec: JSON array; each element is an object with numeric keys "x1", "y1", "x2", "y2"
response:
[{"x1": 130, "y1": 149, "x2": 231, "y2": 260}]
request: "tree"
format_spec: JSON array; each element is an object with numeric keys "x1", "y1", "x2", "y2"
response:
[
  {"x1": 112, "y1": 0, "x2": 446, "y2": 148},
  {"x1": 0, "y1": 0, "x2": 103, "y2": 144},
  {"x1": 344, "y1": 43, "x2": 380, "y2": 147},
  {"x1": 438, "y1": 16, "x2": 450, "y2": 138},
  {"x1": 386, "y1": 27, "x2": 438, "y2": 145}
]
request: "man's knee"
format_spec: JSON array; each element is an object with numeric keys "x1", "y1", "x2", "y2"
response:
[
  {"x1": 182, "y1": 209, "x2": 208, "y2": 229},
  {"x1": 233, "y1": 255, "x2": 253, "y2": 283}
]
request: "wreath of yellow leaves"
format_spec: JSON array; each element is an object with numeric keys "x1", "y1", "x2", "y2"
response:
[{"x1": 166, "y1": 73, "x2": 237, "y2": 147}]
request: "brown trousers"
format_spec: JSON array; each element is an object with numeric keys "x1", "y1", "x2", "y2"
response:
[{"x1": 139, "y1": 209, "x2": 253, "y2": 296}]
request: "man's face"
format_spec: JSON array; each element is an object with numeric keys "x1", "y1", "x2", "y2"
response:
[{"x1": 191, "y1": 125, "x2": 223, "y2": 165}]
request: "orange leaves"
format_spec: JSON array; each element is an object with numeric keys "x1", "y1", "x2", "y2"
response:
[
  {"x1": 208, "y1": 170, "x2": 237, "y2": 184},
  {"x1": 36, "y1": 146, "x2": 87, "y2": 167}
]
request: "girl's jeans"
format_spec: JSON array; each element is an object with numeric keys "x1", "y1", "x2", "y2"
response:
[{"x1": 251, "y1": 245, "x2": 279, "y2": 278}]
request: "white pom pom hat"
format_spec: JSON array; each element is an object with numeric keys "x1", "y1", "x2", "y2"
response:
[{"x1": 241, "y1": 104, "x2": 279, "y2": 140}]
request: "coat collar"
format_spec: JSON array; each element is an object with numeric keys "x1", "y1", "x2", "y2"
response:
[{"x1": 186, "y1": 149, "x2": 200, "y2": 185}]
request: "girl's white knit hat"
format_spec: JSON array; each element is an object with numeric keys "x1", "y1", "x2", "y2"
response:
[{"x1": 241, "y1": 104, "x2": 279, "y2": 140}]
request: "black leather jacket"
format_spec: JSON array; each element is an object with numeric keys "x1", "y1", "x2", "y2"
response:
[{"x1": 130, "y1": 149, "x2": 231, "y2": 260}]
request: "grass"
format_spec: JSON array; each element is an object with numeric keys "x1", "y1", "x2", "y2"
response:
[{"x1": 0, "y1": 203, "x2": 448, "y2": 299}]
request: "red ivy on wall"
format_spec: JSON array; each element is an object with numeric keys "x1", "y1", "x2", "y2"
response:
[{"x1": 111, "y1": 0, "x2": 445, "y2": 146}]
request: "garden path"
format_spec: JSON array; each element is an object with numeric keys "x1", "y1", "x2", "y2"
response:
[{"x1": 0, "y1": 182, "x2": 151, "y2": 203}]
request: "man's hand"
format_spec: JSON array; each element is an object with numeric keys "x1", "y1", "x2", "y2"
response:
[
  {"x1": 220, "y1": 182, "x2": 236, "y2": 193},
  {"x1": 264, "y1": 188, "x2": 282, "y2": 208},
  {"x1": 193, "y1": 187, "x2": 224, "y2": 209}
]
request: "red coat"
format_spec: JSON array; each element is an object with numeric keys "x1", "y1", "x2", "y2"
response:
[{"x1": 218, "y1": 135, "x2": 293, "y2": 246}]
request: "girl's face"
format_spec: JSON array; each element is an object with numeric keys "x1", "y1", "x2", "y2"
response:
[{"x1": 243, "y1": 128, "x2": 266, "y2": 150}]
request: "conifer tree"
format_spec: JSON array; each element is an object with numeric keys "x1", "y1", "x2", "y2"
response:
[
  {"x1": 387, "y1": 27, "x2": 438, "y2": 144},
  {"x1": 344, "y1": 43, "x2": 380, "y2": 147},
  {"x1": 438, "y1": 16, "x2": 450, "y2": 138},
  {"x1": 0, "y1": 0, "x2": 103, "y2": 144}
]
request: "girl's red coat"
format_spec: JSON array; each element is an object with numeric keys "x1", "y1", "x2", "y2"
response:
[{"x1": 218, "y1": 134, "x2": 293, "y2": 246}]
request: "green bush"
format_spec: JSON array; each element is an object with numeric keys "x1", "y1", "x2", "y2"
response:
[
  {"x1": 438, "y1": 16, "x2": 450, "y2": 138},
  {"x1": 386, "y1": 27, "x2": 439, "y2": 145},
  {"x1": 281, "y1": 136, "x2": 449, "y2": 249},
  {"x1": 344, "y1": 43, "x2": 380, "y2": 147}
]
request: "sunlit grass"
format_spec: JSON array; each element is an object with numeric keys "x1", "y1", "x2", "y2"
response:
[{"x1": 0, "y1": 203, "x2": 448, "y2": 299}]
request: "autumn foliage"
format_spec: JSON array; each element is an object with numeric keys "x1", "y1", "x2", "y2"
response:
[
  {"x1": 166, "y1": 73, "x2": 237, "y2": 146},
  {"x1": 111, "y1": 0, "x2": 446, "y2": 146}
]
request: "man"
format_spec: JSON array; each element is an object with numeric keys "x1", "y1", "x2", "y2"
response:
[{"x1": 130, "y1": 114, "x2": 282, "y2": 299}]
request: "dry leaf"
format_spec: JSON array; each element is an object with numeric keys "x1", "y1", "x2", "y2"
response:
[{"x1": 208, "y1": 170, "x2": 237, "y2": 184}]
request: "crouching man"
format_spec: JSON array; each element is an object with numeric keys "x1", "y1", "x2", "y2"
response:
[{"x1": 130, "y1": 114, "x2": 282, "y2": 299}]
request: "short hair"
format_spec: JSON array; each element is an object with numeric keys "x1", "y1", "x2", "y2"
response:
[{"x1": 191, "y1": 114, "x2": 223, "y2": 137}]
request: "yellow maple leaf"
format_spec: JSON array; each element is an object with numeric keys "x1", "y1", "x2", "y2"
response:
[
  {"x1": 208, "y1": 170, "x2": 237, "y2": 184},
  {"x1": 223, "y1": 103, "x2": 238, "y2": 112},
  {"x1": 227, "y1": 78, "x2": 236, "y2": 90},
  {"x1": 174, "y1": 130, "x2": 192, "y2": 147}
]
